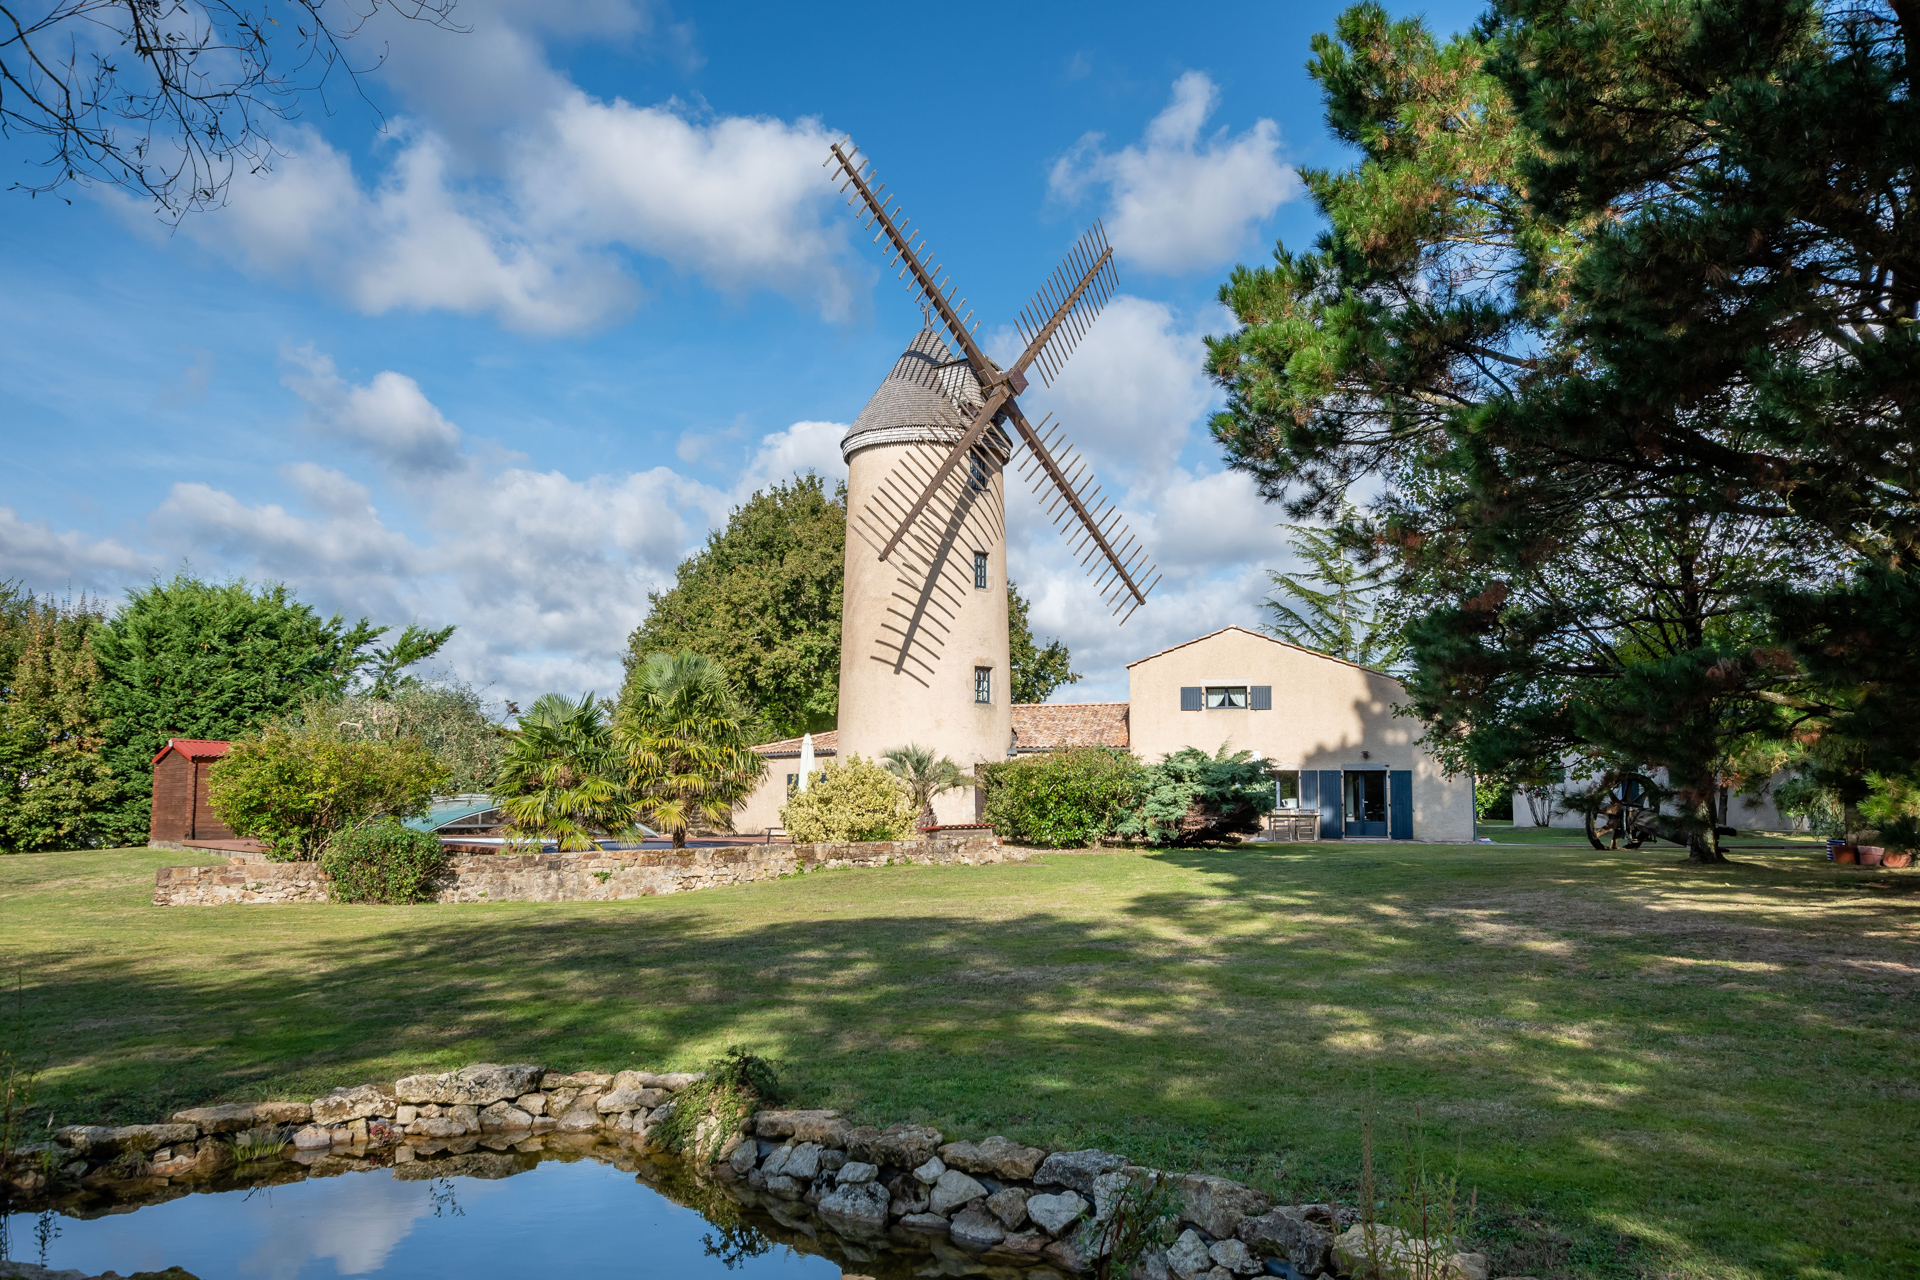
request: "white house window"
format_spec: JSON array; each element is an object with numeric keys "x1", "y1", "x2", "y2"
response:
[
  {"x1": 1205, "y1": 685, "x2": 1249, "y2": 709},
  {"x1": 973, "y1": 551, "x2": 989, "y2": 589},
  {"x1": 974, "y1": 666, "x2": 992, "y2": 704}
]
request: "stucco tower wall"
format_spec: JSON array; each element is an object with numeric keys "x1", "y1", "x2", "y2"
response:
[{"x1": 836, "y1": 329, "x2": 1013, "y2": 825}]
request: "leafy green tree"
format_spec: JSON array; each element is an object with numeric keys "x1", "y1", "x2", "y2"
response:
[
  {"x1": 880, "y1": 743, "x2": 971, "y2": 832},
  {"x1": 206, "y1": 728, "x2": 446, "y2": 861},
  {"x1": 616, "y1": 651, "x2": 766, "y2": 849},
  {"x1": 91, "y1": 571, "x2": 447, "y2": 845},
  {"x1": 1262, "y1": 507, "x2": 1404, "y2": 669},
  {"x1": 287, "y1": 681, "x2": 508, "y2": 795},
  {"x1": 977, "y1": 748, "x2": 1146, "y2": 847},
  {"x1": 495, "y1": 693, "x2": 635, "y2": 851},
  {"x1": 779, "y1": 755, "x2": 916, "y2": 844},
  {"x1": 0, "y1": 587, "x2": 114, "y2": 852},
  {"x1": 1008, "y1": 580, "x2": 1082, "y2": 703},
  {"x1": 626, "y1": 476, "x2": 845, "y2": 738}
]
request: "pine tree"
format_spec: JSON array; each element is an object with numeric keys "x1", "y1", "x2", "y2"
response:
[
  {"x1": 0, "y1": 588, "x2": 114, "y2": 851},
  {"x1": 1262, "y1": 508, "x2": 1404, "y2": 669},
  {"x1": 1206, "y1": 0, "x2": 1916, "y2": 859}
]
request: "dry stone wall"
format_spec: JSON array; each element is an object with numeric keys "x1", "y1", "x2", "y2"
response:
[
  {"x1": 6, "y1": 1061, "x2": 1510, "y2": 1280},
  {"x1": 151, "y1": 835, "x2": 1020, "y2": 906}
]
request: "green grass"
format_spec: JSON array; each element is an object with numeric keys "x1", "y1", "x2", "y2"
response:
[{"x1": 2, "y1": 840, "x2": 1914, "y2": 1279}]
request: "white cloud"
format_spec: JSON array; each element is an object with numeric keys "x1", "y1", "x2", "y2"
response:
[
  {"x1": 283, "y1": 346, "x2": 467, "y2": 473},
  {"x1": 0, "y1": 507, "x2": 153, "y2": 592},
  {"x1": 733, "y1": 419, "x2": 848, "y2": 500},
  {"x1": 1050, "y1": 71, "x2": 1299, "y2": 274},
  {"x1": 994, "y1": 294, "x2": 1216, "y2": 474},
  {"x1": 163, "y1": 15, "x2": 854, "y2": 336}
]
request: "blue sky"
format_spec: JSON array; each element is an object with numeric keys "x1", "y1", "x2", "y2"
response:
[{"x1": 0, "y1": 0, "x2": 1482, "y2": 708}]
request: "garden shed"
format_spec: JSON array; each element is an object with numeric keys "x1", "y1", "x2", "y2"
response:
[{"x1": 149, "y1": 738, "x2": 236, "y2": 845}]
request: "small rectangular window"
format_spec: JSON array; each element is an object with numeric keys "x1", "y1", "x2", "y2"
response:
[
  {"x1": 973, "y1": 551, "x2": 989, "y2": 589},
  {"x1": 974, "y1": 666, "x2": 992, "y2": 704},
  {"x1": 786, "y1": 773, "x2": 799, "y2": 796},
  {"x1": 1205, "y1": 685, "x2": 1249, "y2": 710},
  {"x1": 968, "y1": 453, "x2": 988, "y2": 492},
  {"x1": 1275, "y1": 770, "x2": 1301, "y2": 809}
]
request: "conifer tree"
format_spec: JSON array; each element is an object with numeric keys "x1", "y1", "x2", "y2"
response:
[{"x1": 1205, "y1": 0, "x2": 1915, "y2": 858}]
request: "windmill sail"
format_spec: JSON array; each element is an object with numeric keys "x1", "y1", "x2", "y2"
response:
[{"x1": 825, "y1": 137, "x2": 1159, "y2": 621}]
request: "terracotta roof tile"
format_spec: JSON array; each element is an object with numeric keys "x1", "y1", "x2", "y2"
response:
[
  {"x1": 1010, "y1": 702, "x2": 1130, "y2": 751},
  {"x1": 752, "y1": 730, "x2": 839, "y2": 758}
]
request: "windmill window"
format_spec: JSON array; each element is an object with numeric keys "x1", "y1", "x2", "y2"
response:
[
  {"x1": 973, "y1": 551, "x2": 989, "y2": 589},
  {"x1": 974, "y1": 666, "x2": 992, "y2": 704},
  {"x1": 968, "y1": 453, "x2": 988, "y2": 492},
  {"x1": 1205, "y1": 685, "x2": 1249, "y2": 710}
]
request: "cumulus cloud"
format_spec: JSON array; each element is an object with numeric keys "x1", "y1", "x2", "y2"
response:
[
  {"x1": 283, "y1": 346, "x2": 467, "y2": 473},
  {"x1": 0, "y1": 507, "x2": 153, "y2": 592},
  {"x1": 732, "y1": 419, "x2": 848, "y2": 501},
  {"x1": 5, "y1": 353, "x2": 883, "y2": 704},
  {"x1": 1049, "y1": 71, "x2": 1299, "y2": 274},
  {"x1": 165, "y1": 31, "x2": 854, "y2": 335},
  {"x1": 993, "y1": 294, "x2": 1216, "y2": 474}
]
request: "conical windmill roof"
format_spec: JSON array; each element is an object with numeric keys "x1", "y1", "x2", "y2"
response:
[{"x1": 841, "y1": 329, "x2": 1006, "y2": 463}]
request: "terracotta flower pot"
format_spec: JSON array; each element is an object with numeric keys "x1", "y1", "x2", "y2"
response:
[
  {"x1": 1834, "y1": 845, "x2": 1858, "y2": 864},
  {"x1": 1858, "y1": 846, "x2": 1886, "y2": 867},
  {"x1": 1884, "y1": 851, "x2": 1914, "y2": 869}
]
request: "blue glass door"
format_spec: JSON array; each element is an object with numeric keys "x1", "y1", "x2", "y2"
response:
[{"x1": 1344, "y1": 771, "x2": 1388, "y2": 837}]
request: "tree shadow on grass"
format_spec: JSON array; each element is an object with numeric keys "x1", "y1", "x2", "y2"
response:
[{"x1": 8, "y1": 846, "x2": 1918, "y2": 1278}]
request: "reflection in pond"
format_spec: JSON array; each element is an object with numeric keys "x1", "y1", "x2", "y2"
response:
[{"x1": 0, "y1": 1135, "x2": 1069, "y2": 1279}]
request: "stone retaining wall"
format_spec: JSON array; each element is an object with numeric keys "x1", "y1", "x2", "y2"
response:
[
  {"x1": 3, "y1": 1061, "x2": 1505, "y2": 1280},
  {"x1": 152, "y1": 835, "x2": 1019, "y2": 906}
]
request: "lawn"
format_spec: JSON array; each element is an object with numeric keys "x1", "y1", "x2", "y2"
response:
[{"x1": 2, "y1": 834, "x2": 1914, "y2": 1279}]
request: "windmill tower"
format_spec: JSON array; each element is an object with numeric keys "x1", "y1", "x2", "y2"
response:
[{"x1": 827, "y1": 139, "x2": 1160, "y2": 823}]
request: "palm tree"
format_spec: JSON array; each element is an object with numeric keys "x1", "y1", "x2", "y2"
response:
[
  {"x1": 495, "y1": 693, "x2": 637, "y2": 850},
  {"x1": 616, "y1": 651, "x2": 766, "y2": 849},
  {"x1": 881, "y1": 744, "x2": 971, "y2": 835}
]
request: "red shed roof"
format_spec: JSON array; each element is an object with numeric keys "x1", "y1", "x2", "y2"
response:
[{"x1": 153, "y1": 738, "x2": 233, "y2": 765}]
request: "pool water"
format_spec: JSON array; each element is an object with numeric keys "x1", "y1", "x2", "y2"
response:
[{"x1": 1, "y1": 1155, "x2": 851, "y2": 1279}]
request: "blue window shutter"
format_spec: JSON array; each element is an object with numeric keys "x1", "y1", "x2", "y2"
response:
[
  {"x1": 1319, "y1": 770, "x2": 1344, "y2": 839},
  {"x1": 1250, "y1": 685, "x2": 1272, "y2": 710},
  {"x1": 1299, "y1": 769, "x2": 1318, "y2": 813},
  {"x1": 1389, "y1": 770, "x2": 1413, "y2": 839},
  {"x1": 1180, "y1": 686, "x2": 1202, "y2": 711}
]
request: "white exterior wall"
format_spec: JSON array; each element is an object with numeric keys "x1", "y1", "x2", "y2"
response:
[
  {"x1": 1127, "y1": 627, "x2": 1475, "y2": 842},
  {"x1": 837, "y1": 439, "x2": 1011, "y2": 825}
]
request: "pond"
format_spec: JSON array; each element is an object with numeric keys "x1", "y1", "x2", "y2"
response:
[{"x1": 0, "y1": 1137, "x2": 1069, "y2": 1280}]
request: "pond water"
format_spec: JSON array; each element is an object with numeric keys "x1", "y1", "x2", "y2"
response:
[{"x1": 0, "y1": 1140, "x2": 1064, "y2": 1280}]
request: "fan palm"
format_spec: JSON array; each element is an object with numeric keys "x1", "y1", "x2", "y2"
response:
[
  {"x1": 880, "y1": 743, "x2": 971, "y2": 835},
  {"x1": 616, "y1": 651, "x2": 766, "y2": 849},
  {"x1": 495, "y1": 693, "x2": 637, "y2": 850}
]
